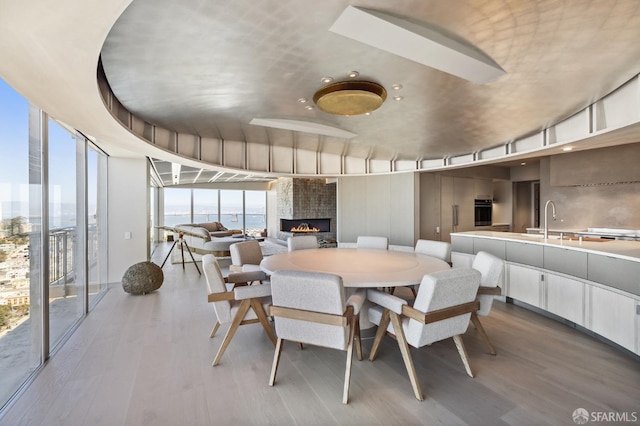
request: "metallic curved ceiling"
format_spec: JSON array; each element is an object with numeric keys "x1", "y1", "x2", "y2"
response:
[{"x1": 100, "y1": 0, "x2": 640, "y2": 165}]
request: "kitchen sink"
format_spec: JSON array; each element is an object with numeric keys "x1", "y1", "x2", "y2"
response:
[{"x1": 519, "y1": 233, "x2": 610, "y2": 242}]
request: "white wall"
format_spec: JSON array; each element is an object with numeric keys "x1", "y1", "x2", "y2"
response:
[
  {"x1": 337, "y1": 173, "x2": 417, "y2": 246},
  {"x1": 108, "y1": 157, "x2": 149, "y2": 282}
]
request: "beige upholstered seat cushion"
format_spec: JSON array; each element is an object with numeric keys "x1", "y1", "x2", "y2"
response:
[{"x1": 197, "y1": 221, "x2": 229, "y2": 232}]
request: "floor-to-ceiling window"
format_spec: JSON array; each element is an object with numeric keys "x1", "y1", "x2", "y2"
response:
[
  {"x1": 161, "y1": 188, "x2": 266, "y2": 236},
  {"x1": 0, "y1": 77, "x2": 42, "y2": 412},
  {"x1": 244, "y1": 190, "x2": 266, "y2": 236},
  {"x1": 163, "y1": 188, "x2": 191, "y2": 227},
  {"x1": 193, "y1": 188, "x2": 218, "y2": 223},
  {"x1": 0, "y1": 77, "x2": 109, "y2": 413},
  {"x1": 87, "y1": 145, "x2": 108, "y2": 308},
  {"x1": 47, "y1": 119, "x2": 83, "y2": 350},
  {"x1": 219, "y1": 190, "x2": 243, "y2": 230}
]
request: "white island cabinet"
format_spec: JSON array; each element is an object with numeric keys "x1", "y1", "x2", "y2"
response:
[{"x1": 451, "y1": 231, "x2": 640, "y2": 356}]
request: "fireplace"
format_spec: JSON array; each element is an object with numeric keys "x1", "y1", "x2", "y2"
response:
[{"x1": 280, "y1": 218, "x2": 331, "y2": 233}]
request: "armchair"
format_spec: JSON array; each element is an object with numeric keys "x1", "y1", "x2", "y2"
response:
[
  {"x1": 268, "y1": 270, "x2": 365, "y2": 404},
  {"x1": 470, "y1": 251, "x2": 505, "y2": 355},
  {"x1": 203, "y1": 254, "x2": 276, "y2": 366},
  {"x1": 414, "y1": 239, "x2": 451, "y2": 264},
  {"x1": 287, "y1": 235, "x2": 318, "y2": 251},
  {"x1": 367, "y1": 268, "x2": 481, "y2": 400},
  {"x1": 229, "y1": 239, "x2": 264, "y2": 273}
]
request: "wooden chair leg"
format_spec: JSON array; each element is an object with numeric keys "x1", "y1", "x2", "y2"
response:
[
  {"x1": 269, "y1": 338, "x2": 284, "y2": 386},
  {"x1": 369, "y1": 309, "x2": 391, "y2": 362},
  {"x1": 389, "y1": 312, "x2": 424, "y2": 401},
  {"x1": 453, "y1": 335, "x2": 474, "y2": 378},
  {"x1": 209, "y1": 320, "x2": 220, "y2": 338},
  {"x1": 250, "y1": 299, "x2": 277, "y2": 346},
  {"x1": 354, "y1": 315, "x2": 362, "y2": 361},
  {"x1": 212, "y1": 299, "x2": 251, "y2": 366},
  {"x1": 470, "y1": 312, "x2": 497, "y2": 355},
  {"x1": 297, "y1": 343, "x2": 304, "y2": 350},
  {"x1": 342, "y1": 316, "x2": 357, "y2": 404}
]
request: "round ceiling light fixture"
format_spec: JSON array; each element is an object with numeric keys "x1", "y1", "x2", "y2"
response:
[{"x1": 313, "y1": 81, "x2": 387, "y2": 116}]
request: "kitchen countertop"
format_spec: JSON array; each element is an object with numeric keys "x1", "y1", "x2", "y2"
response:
[{"x1": 452, "y1": 231, "x2": 640, "y2": 262}]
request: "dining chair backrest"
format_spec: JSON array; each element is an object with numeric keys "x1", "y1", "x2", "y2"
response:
[
  {"x1": 472, "y1": 251, "x2": 504, "y2": 316},
  {"x1": 202, "y1": 254, "x2": 232, "y2": 323},
  {"x1": 270, "y1": 270, "x2": 349, "y2": 351},
  {"x1": 356, "y1": 236, "x2": 388, "y2": 250},
  {"x1": 287, "y1": 235, "x2": 318, "y2": 251},
  {"x1": 407, "y1": 268, "x2": 481, "y2": 347},
  {"x1": 230, "y1": 239, "x2": 263, "y2": 269},
  {"x1": 414, "y1": 239, "x2": 451, "y2": 263}
]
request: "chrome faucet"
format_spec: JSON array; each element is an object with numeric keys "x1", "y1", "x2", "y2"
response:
[{"x1": 544, "y1": 200, "x2": 556, "y2": 239}]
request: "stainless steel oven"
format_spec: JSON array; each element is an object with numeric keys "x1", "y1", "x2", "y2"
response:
[{"x1": 474, "y1": 199, "x2": 493, "y2": 226}]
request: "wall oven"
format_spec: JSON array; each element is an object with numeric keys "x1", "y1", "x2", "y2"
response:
[{"x1": 474, "y1": 199, "x2": 493, "y2": 226}]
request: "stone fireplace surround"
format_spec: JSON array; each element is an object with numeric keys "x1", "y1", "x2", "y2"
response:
[{"x1": 276, "y1": 178, "x2": 337, "y2": 243}]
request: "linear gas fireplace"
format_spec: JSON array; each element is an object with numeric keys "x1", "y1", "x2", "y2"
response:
[{"x1": 280, "y1": 218, "x2": 331, "y2": 233}]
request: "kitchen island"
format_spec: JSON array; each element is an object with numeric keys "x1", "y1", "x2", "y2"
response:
[{"x1": 451, "y1": 231, "x2": 640, "y2": 357}]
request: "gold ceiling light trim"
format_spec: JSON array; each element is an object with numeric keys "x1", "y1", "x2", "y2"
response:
[{"x1": 313, "y1": 80, "x2": 387, "y2": 116}]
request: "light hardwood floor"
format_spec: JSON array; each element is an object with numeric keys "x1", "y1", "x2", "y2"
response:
[{"x1": 1, "y1": 242, "x2": 638, "y2": 425}]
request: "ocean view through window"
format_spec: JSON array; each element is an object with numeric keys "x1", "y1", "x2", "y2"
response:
[
  {"x1": 163, "y1": 188, "x2": 266, "y2": 236},
  {"x1": 0, "y1": 77, "x2": 109, "y2": 413}
]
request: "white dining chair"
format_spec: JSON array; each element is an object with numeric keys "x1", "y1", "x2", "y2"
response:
[
  {"x1": 230, "y1": 239, "x2": 264, "y2": 272},
  {"x1": 414, "y1": 239, "x2": 451, "y2": 264},
  {"x1": 203, "y1": 254, "x2": 276, "y2": 366},
  {"x1": 367, "y1": 268, "x2": 481, "y2": 400},
  {"x1": 268, "y1": 270, "x2": 365, "y2": 404},
  {"x1": 287, "y1": 235, "x2": 318, "y2": 251},
  {"x1": 470, "y1": 251, "x2": 504, "y2": 355},
  {"x1": 356, "y1": 235, "x2": 388, "y2": 250}
]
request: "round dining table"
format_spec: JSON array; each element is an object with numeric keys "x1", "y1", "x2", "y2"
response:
[{"x1": 260, "y1": 247, "x2": 451, "y2": 288}]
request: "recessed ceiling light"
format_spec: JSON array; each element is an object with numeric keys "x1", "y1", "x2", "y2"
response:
[
  {"x1": 391, "y1": 83, "x2": 403, "y2": 90},
  {"x1": 304, "y1": 105, "x2": 314, "y2": 110},
  {"x1": 521, "y1": 162, "x2": 526, "y2": 166},
  {"x1": 297, "y1": 98, "x2": 307, "y2": 103},
  {"x1": 393, "y1": 95, "x2": 404, "y2": 101},
  {"x1": 321, "y1": 77, "x2": 333, "y2": 84},
  {"x1": 562, "y1": 147, "x2": 573, "y2": 151},
  {"x1": 365, "y1": 112, "x2": 371, "y2": 116},
  {"x1": 348, "y1": 71, "x2": 359, "y2": 78}
]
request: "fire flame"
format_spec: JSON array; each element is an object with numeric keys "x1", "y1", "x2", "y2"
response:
[{"x1": 290, "y1": 222, "x2": 319, "y2": 233}]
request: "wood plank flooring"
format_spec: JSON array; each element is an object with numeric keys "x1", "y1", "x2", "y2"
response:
[{"x1": 1, "y1": 242, "x2": 638, "y2": 425}]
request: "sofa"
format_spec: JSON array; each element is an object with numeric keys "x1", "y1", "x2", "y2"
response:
[{"x1": 173, "y1": 222, "x2": 243, "y2": 256}]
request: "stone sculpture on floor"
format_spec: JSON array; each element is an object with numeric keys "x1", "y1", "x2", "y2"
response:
[{"x1": 122, "y1": 261, "x2": 164, "y2": 294}]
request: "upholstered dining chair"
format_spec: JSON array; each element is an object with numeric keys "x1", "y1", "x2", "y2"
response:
[
  {"x1": 414, "y1": 239, "x2": 452, "y2": 265},
  {"x1": 356, "y1": 235, "x2": 389, "y2": 250},
  {"x1": 394, "y1": 239, "x2": 453, "y2": 299},
  {"x1": 230, "y1": 239, "x2": 264, "y2": 273},
  {"x1": 367, "y1": 268, "x2": 481, "y2": 401},
  {"x1": 287, "y1": 235, "x2": 318, "y2": 251},
  {"x1": 203, "y1": 254, "x2": 277, "y2": 366},
  {"x1": 268, "y1": 270, "x2": 366, "y2": 404},
  {"x1": 470, "y1": 251, "x2": 505, "y2": 355}
]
